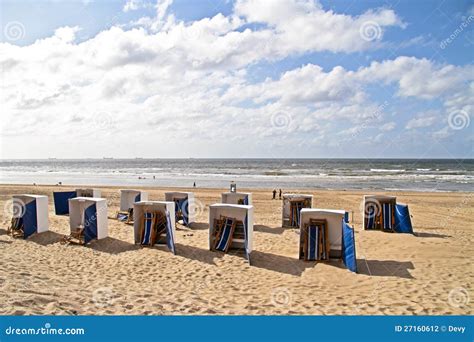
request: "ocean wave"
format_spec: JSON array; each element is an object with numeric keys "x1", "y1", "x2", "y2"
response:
[{"x1": 370, "y1": 169, "x2": 406, "y2": 172}]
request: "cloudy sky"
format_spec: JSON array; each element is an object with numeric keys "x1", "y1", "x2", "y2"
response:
[{"x1": 0, "y1": 0, "x2": 473, "y2": 159}]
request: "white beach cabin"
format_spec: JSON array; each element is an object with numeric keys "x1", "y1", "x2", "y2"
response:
[
  {"x1": 164, "y1": 192, "x2": 195, "y2": 226},
  {"x1": 299, "y1": 208, "x2": 357, "y2": 272},
  {"x1": 133, "y1": 201, "x2": 176, "y2": 253},
  {"x1": 76, "y1": 188, "x2": 101, "y2": 198},
  {"x1": 282, "y1": 194, "x2": 313, "y2": 227},
  {"x1": 120, "y1": 190, "x2": 148, "y2": 211},
  {"x1": 68, "y1": 197, "x2": 108, "y2": 244},
  {"x1": 363, "y1": 195, "x2": 413, "y2": 234},
  {"x1": 53, "y1": 188, "x2": 101, "y2": 215},
  {"x1": 221, "y1": 192, "x2": 252, "y2": 205},
  {"x1": 209, "y1": 204, "x2": 254, "y2": 263},
  {"x1": 10, "y1": 194, "x2": 49, "y2": 239}
]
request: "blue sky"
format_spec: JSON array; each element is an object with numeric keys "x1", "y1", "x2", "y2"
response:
[{"x1": 0, "y1": 0, "x2": 473, "y2": 158}]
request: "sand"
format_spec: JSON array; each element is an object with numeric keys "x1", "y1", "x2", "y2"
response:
[{"x1": 0, "y1": 184, "x2": 472, "y2": 315}]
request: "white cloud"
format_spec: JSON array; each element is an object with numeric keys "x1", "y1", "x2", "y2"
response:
[
  {"x1": 405, "y1": 116, "x2": 437, "y2": 129},
  {"x1": 0, "y1": 0, "x2": 471, "y2": 158},
  {"x1": 123, "y1": 0, "x2": 151, "y2": 12},
  {"x1": 380, "y1": 122, "x2": 396, "y2": 131}
]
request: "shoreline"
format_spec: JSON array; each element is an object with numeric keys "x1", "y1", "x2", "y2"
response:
[{"x1": 0, "y1": 183, "x2": 472, "y2": 194}]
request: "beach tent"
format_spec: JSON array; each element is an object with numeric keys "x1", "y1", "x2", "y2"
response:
[
  {"x1": 209, "y1": 204, "x2": 254, "y2": 263},
  {"x1": 68, "y1": 197, "x2": 108, "y2": 245},
  {"x1": 53, "y1": 188, "x2": 101, "y2": 215},
  {"x1": 282, "y1": 194, "x2": 313, "y2": 227},
  {"x1": 120, "y1": 190, "x2": 148, "y2": 211},
  {"x1": 299, "y1": 209, "x2": 356, "y2": 272},
  {"x1": 133, "y1": 201, "x2": 176, "y2": 254},
  {"x1": 221, "y1": 192, "x2": 252, "y2": 205},
  {"x1": 117, "y1": 190, "x2": 149, "y2": 222},
  {"x1": 9, "y1": 195, "x2": 49, "y2": 239},
  {"x1": 76, "y1": 188, "x2": 101, "y2": 198},
  {"x1": 363, "y1": 195, "x2": 413, "y2": 233},
  {"x1": 164, "y1": 192, "x2": 195, "y2": 226}
]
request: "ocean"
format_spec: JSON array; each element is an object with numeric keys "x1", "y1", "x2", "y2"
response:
[{"x1": 0, "y1": 159, "x2": 472, "y2": 192}]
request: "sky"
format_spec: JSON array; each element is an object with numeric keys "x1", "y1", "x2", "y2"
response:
[{"x1": 0, "y1": 0, "x2": 473, "y2": 159}]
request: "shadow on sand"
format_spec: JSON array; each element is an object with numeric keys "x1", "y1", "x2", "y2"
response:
[
  {"x1": 357, "y1": 259, "x2": 415, "y2": 279},
  {"x1": 415, "y1": 231, "x2": 451, "y2": 239},
  {"x1": 89, "y1": 237, "x2": 140, "y2": 254},
  {"x1": 254, "y1": 225, "x2": 286, "y2": 235},
  {"x1": 175, "y1": 243, "x2": 223, "y2": 265}
]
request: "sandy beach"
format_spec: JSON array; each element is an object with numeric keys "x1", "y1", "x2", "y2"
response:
[{"x1": 0, "y1": 184, "x2": 472, "y2": 315}]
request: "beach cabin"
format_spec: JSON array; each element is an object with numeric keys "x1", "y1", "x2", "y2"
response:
[
  {"x1": 9, "y1": 195, "x2": 48, "y2": 239},
  {"x1": 117, "y1": 190, "x2": 148, "y2": 222},
  {"x1": 67, "y1": 197, "x2": 108, "y2": 245},
  {"x1": 299, "y1": 209, "x2": 357, "y2": 272},
  {"x1": 282, "y1": 194, "x2": 313, "y2": 227},
  {"x1": 164, "y1": 192, "x2": 195, "y2": 226},
  {"x1": 133, "y1": 201, "x2": 176, "y2": 254},
  {"x1": 363, "y1": 195, "x2": 413, "y2": 233},
  {"x1": 209, "y1": 204, "x2": 253, "y2": 263},
  {"x1": 53, "y1": 188, "x2": 101, "y2": 215},
  {"x1": 221, "y1": 192, "x2": 252, "y2": 205}
]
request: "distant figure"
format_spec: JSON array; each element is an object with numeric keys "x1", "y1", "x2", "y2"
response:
[
  {"x1": 59, "y1": 182, "x2": 62, "y2": 186},
  {"x1": 153, "y1": 176, "x2": 155, "y2": 179},
  {"x1": 279, "y1": 189, "x2": 282, "y2": 200},
  {"x1": 272, "y1": 189, "x2": 277, "y2": 200},
  {"x1": 193, "y1": 182, "x2": 196, "y2": 188},
  {"x1": 230, "y1": 181, "x2": 237, "y2": 193}
]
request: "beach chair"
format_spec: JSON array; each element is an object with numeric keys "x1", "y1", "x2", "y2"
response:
[
  {"x1": 173, "y1": 198, "x2": 189, "y2": 226},
  {"x1": 213, "y1": 216, "x2": 237, "y2": 252},
  {"x1": 140, "y1": 211, "x2": 169, "y2": 247},
  {"x1": 9, "y1": 217, "x2": 24, "y2": 238},
  {"x1": 382, "y1": 202, "x2": 394, "y2": 232},
  {"x1": 116, "y1": 207, "x2": 134, "y2": 224},
  {"x1": 140, "y1": 212, "x2": 155, "y2": 246},
  {"x1": 303, "y1": 219, "x2": 329, "y2": 261},
  {"x1": 289, "y1": 200, "x2": 305, "y2": 227},
  {"x1": 365, "y1": 203, "x2": 377, "y2": 230}
]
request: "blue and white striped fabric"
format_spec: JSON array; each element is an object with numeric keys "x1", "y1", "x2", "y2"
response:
[
  {"x1": 117, "y1": 213, "x2": 128, "y2": 222},
  {"x1": 366, "y1": 205, "x2": 376, "y2": 230},
  {"x1": 215, "y1": 217, "x2": 235, "y2": 252},
  {"x1": 141, "y1": 212, "x2": 153, "y2": 245},
  {"x1": 243, "y1": 196, "x2": 249, "y2": 205},
  {"x1": 291, "y1": 202, "x2": 304, "y2": 227},
  {"x1": 307, "y1": 225, "x2": 319, "y2": 260},
  {"x1": 165, "y1": 211, "x2": 176, "y2": 254},
  {"x1": 382, "y1": 203, "x2": 393, "y2": 231}
]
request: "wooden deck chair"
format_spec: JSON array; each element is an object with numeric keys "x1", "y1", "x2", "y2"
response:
[
  {"x1": 382, "y1": 202, "x2": 394, "y2": 232},
  {"x1": 303, "y1": 219, "x2": 329, "y2": 261},
  {"x1": 213, "y1": 216, "x2": 237, "y2": 252},
  {"x1": 8, "y1": 217, "x2": 25, "y2": 238},
  {"x1": 140, "y1": 212, "x2": 155, "y2": 246},
  {"x1": 116, "y1": 207, "x2": 134, "y2": 224},
  {"x1": 61, "y1": 226, "x2": 85, "y2": 245},
  {"x1": 153, "y1": 211, "x2": 168, "y2": 244},
  {"x1": 365, "y1": 203, "x2": 376, "y2": 230}
]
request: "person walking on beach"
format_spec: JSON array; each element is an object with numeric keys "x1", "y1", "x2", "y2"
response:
[
  {"x1": 193, "y1": 182, "x2": 196, "y2": 188},
  {"x1": 272, "y1": 189, "x2": 277, "y2": 199},
  {"x1": 279, "y1": 189, "x2": 282, "y2": 200}
]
